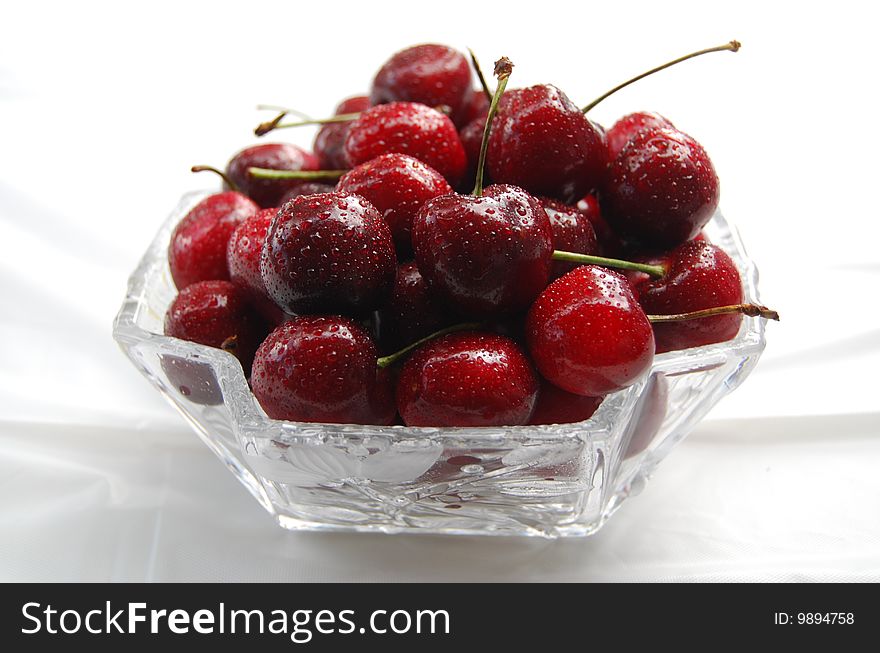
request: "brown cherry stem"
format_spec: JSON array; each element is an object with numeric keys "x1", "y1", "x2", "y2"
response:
[
  {"x1": 247, "y1": 167, "x2": 346, "y2": 180},
  {"x1": 551, "y1": 250, "x2": 666, "y2": 277},
  {"x1": 647, "y1": 303, "x2": 779, "y2": 323},
  {"x1": 473, "y1": 57, "x2": 514, "y2": 197},
  {"x1": 254, "y1": 112, "x2": 361, "y2": 137},
  {"x1": 377, "y1": 322, "x2": 483, "y2": 368},
  {"x1": 582, "y1": 40, "x2": 741, "y2": 113},
  {"x1": 468, "y1": 48, "x2": 493, "y2": 102},
  {"x1": 191, "y1": 165, "x2": 239, "y2": 192}
]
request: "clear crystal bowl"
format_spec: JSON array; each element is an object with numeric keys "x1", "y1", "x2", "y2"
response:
[{"x1": 113, "y1": 191, "x2": 767, "y2": 538}]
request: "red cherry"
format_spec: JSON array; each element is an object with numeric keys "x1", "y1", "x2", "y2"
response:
[
  {"x1": 370, "y1": 44, "x2": 473, "y2": 127},
  {"x1": 376, "y1": 262, "x2": 451, "y2": 353},
  {"x1": 164, "y1": 280, "x2": 269, "y2": 374},
  {"x1": 458, "y1": 111, "x2": 489, "y2": 191},
  {"x1": 526, "y1": 266, "x2": 655, "y2": 396},
  {"x1": 629, "y1": 240, "x2": 744, "y2": 353},
  {"x1": 412, "y1": 183, "x2": 553, "y2": 316},
  {"x1": 575, "y1": 193, "x2": 622, "y2": 257},
  {"x1": 226, "y1": 208, "x2": 287, "y2": 324},
  {"x1": 251, "y1": 316, "x2": 395, "y2": 424},
  {"x1": 337, "y1": 153, "x2": 452, "y2": 255},
  {"x1": 226, "y1": 143, "x2": 319, "y2": 208},
  {"x1": 540, "y1": 198, "x2": 599, "y2": 279},
  {"x1": 280, "y1": 182, "x2": 337, "y2": 204},
  {"x1": 344, "y1": 102, "x2": 467, "y2": 187},
  {"x1": 313, "y1": 95, "x2": 371, "y2": 170},
  {"x1": 603, "y1": 127, "x2": 719, "y2": 249},
  {"x1": 487, "y1": 85, "x2": 606, "y2": 202},
  {"x1": 159, "y1": 355, "x2": 223, "y2": 406},
  {"x1": 606, "y1": 111, "x2": 675, "y2": 160},
  {"x1": 396, "y1": 332, "x2": 539, "y2": 427},
  {"x1": 260, "y1": 191, "x2": 396, "y2": 315},
  {"x1": 168, "y1": 191, "x2": 258, "y2": 290},
  {"x1": 529, "y1": 380, "x2": 603, "y2": 425}
]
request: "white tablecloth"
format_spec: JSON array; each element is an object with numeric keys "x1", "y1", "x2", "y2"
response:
[{"x1": 2, "y1": 0, "x2": 878, "y2": 581}]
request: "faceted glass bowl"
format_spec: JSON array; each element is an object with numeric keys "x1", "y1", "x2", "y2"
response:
[{"x1": 113, "y1": 191, "x2": 767, "y2": 538}]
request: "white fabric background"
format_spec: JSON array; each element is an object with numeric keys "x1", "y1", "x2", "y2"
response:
[{"x1": 1, "y1": 0, "x2": 878, "y2": 581}]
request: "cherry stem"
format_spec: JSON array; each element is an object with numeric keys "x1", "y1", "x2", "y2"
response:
[
  {"x1": 551, "y1": 250, "x2": 666, "y2": 277},
  {"x1": 254, "y1": 112, "x2": 360, "y2": 136},
  {"x1": 247, "y1": 167, "x2": 346, "y2": 180},
  {"x1": 191, "y1": 165, "x2": 239, "y2": 192},
  {"x1": 647, "y1": 303, "x2": 779, "y2": 323},
  {"x1": 473, "y1": 57, "x2": 514, "y2": 198},
  {"x1": 581, "y1": 40, "x2": 741, "y2": 113},
  {"x1": 377, "y1": 322, "x2": 483, "y2": 369},
  {"x1": 468, "y1": 48, "x2": 493, "y2": 102}
]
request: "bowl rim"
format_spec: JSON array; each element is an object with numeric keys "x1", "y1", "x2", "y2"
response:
[{"x1": 113, "y1": 189, "x2": 766, "y2": 443}]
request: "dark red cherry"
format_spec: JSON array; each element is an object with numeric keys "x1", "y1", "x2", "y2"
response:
[
  {"x1": 412, "y1": 184, "x2": 553, "y2": 316},
  {"x1": 526, "y1": 266, "x2": 655, "y2": 396},
  {"x1": 226, "y1": 208, "x2": 286, "y2": 324},
  {"x1": 251, "y1": 316, "x2": 395, "y2": 424},
  {"x1": 280, "y1": 182, "x2": 337, "y2": 204},
  {"x1": 169, "y1": 191, "x2": 258, "y2": 290},
  {"x1": 164, "y1": 280, "x2": 269, "y2": 374},
  {"x1": 370, "y1": 44, "x2": 473, "y2": 127},
  {"x1": 487, "y1": 85, "x2": 606, "y2": 202},
  {"x1": 606, "y1": 111, "x2": 675, "y2": 160},
  {"x1": 458, "y1": 111, "x2": 489, "y2": 191},
  {"x1": 159, "y1": 355, "x2": 223, "y2": 406},
  {"x1": 344, "y1": 102, "x2": 467, "y2": 187},
  {"x1": 529, "y1": 380, "x2": 603, "y2": 425},
  {"x1": 226, "y1": 143, "x2": 319, "y2": 208},
  {"x1": 313, "y1": 95, "x2": 371, "y2": 170},
  {"x1": 376, "y1": 261, "x2": 451, "y2": 353},
  {"x1": 260, "y1": 191, "x2": 396, "y2": 315},
  {"x1": 541, "y1": 198, "x2": 599, "y2": 279},
  {"x1": 337, "y1": 153, "x2": 452, "y2": 255},
  {"x1": 629, "y1": 240, "x2": 743, "y2": 353},
  {"x1": 603, "y1": 127, "x2": 719, "y2": 250},
  {"x1": 575, "y1": 193, "x2": 622, "y2": 257},
  {"x1": 459, "y1": 89, "x2": 490, "y2": 127},
  {"x1": 396, "y1": 332, "x2": 539, "y2": 427}
]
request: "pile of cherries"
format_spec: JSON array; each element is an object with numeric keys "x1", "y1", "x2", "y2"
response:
[{"x1": 163, "y1": 42, "x2": 777, "y2": 428}]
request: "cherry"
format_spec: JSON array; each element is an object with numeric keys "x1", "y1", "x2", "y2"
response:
[
  {"x1": 168, "y1": 191, "x2": 258, "y2": 290},
  {"x1": 526, "y1": 266, "x2": 655, "y2": 396},
  {"x1": 487, "y1": 84, "x2": 606, "y2": 202},
  {"x1": 574, "y1": 194, "x2": 621, "y2": 256},
  {"x1": 370, "y1": 44, "x2": 473, "y2": 127},
  {"x1": 541, "y1": 198, "x2": 599, "y2": 279},
  {"x1": 280, "y1": 182, "x2": 337, "y2": 203},
  {"x1": 313, "y1": 95, "x2": 371, "y2": 170},
  {"x1": 606, "y1": 111, "x2": 675, "y2": 160},
  {"x1": 226, "y1": 208, "x2": 287, "y2": 324},
  {"x1": 459, "y1": 88, "x2": 490, "y2": 127},
  {"x1": 603, "y1": 127, "x2": 719, "y2": 250},
  {"x1": 458, "y1": 111, "x2": 489, "y2": 190},
  {"x1": 226, "y1": 143, "x2": 319, "y2": 208},
  {"x1": 251, "y1": 316, "x2": 395, "y2": 424},
  {"x1": 628, "y1": 240, "x2": 745, "y2": 353},
  {"x1": 336, "y1": 153, "x2": 452, "y2": 255},
  {"x1": 159, "y1": 355, "x2": 223, "y2": 406},
  {"x1": 396, "y1": 332, "x2": 539, "y2": 427},
  {"x1": 412, "y1": 58, "x2": 554, "y2": 317},
  {"x1": 260, "y1": 191, "x2": 396, "y2": 315},
  {"x1": 164, "y1": 280, "x2": 269, "y2": 374},
  {"x1": 375, "y1": 261, "x2": 451, "y2": 353},
  {"x1": 528, "y1": 380, "x2": 603, "y2": 425},
  {"x1": 344, "y1": 102, "x2": 467, "y2": 187}
]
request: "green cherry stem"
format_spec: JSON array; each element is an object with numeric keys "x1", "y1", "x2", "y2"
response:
[
  {"x1": 247, "y1": 167, "x2": 347, "y2": 180},
  {"x1": 468, "y1": 48, "x2": 493, "y2": 102},
  {"x1": 255, "y1": 112, "x2": 361, "y2": 136},
  {"x1": 551, "y1": 250, "x2": 666, "y2": 277},
  {"x1": 191, "y1": 165, "x2": 239, "y2": 192},
  {"x1": 377, "y1": 322, "x2": 483, "y2": 369},
  {"x1": 473, "y1": 57, "x2": 514, "y2": 197},
  {"x1": 582, "y1": 40, "x2": 741, "y2": 113},
  {"x1": 647, "y1": 303, "x2": 779, "y2": 323}
]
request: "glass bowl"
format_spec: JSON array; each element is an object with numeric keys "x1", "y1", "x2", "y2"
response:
[{"x1": 113, "y1": 191, "x2": 767, "y2": 538}]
